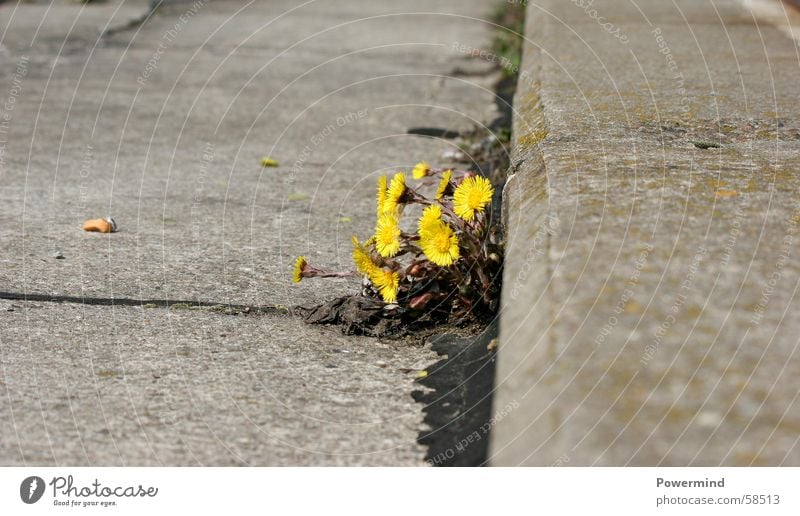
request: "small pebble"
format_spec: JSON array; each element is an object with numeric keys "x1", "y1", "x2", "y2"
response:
[
  {"x1": 441, "y1": 149, "x2": 466, "y2": 161},
  {"x1": 54, "y1": 251, "x2": 65, "y2": 259}
]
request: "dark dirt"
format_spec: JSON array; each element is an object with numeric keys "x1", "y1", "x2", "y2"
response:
[{"x1": 302, "y1": 294, "x2": 491, "y2": 339}]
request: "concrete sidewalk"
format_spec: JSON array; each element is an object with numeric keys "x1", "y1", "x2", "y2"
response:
[
  {"x1": 492, "y1": 0, "x2": 800, "y2": 465},
  {"x1": 0, "y1": 0, "x2": 499, "y2": 465}
]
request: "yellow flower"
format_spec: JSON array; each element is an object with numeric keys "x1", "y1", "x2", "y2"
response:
[
  {"x1": 374, "y1": 211, "x2": 401, "y2": 258},
  {"x1": 412, "y1": 160, "x2": 431, "y2": 179},
  {"x1": 420, "y1": 220, "x2": 460, "y2": 266},
  {"x1": 435, "y1": 169, "x2": 453, "y2": 200},
  {"x1": 292, "y1": 256, "x2": 307, "y2": 283},
  {"x1": 369, "y1": 267, "x2": 400, "y2": 303},
  {"x1": 418, "y1": 204, "x2": 442, "y2": 236},
  {"x1": 382, "y1": 172, "x2": 406, "y2": 214},
  {"x1": 376, "y1": 176, "x2": 388, "y2": 216},
  {"x1": 352, "y1": 236, "x2": 378, "y2": 276},
  {"x1": 453, "y1": 175, "x2": 493, "y2": 221}
]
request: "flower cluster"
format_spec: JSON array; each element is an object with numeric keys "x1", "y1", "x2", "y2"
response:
[{"x1": 294, "y1": 161, "x2": 503, "y2": 318}]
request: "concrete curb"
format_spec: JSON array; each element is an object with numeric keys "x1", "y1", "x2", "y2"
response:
[{"x1": 491, "y1": 0, "x2": 800, "y2": 465}]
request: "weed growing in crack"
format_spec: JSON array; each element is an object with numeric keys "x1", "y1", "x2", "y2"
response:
[{"x1": 294, "y1": 162, "x2": 503, "y2": 324}]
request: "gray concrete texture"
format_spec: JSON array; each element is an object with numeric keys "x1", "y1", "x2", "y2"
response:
[
  {"x1": 491, "y1": 0, "x2": 800, "y2": 465},
  {"x1": 1, "y1": 302, "x2": 434, "y2": 465},
  {"x1": 0, "y1": 0, "x2": 500, "y2": 465},
  {"x1": 0, "y1": 0, "x2": 497, "y2": 308}
]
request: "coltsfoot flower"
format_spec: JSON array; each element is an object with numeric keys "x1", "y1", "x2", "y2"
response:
[
  {"x1": 418, "y1": 204, "x2": 443, "y2": 236},
  {"x1": 293, "y1": 256, "x2": 308, "y2": 283},
  {"x1": 435, "y1": 169, "x2": 453, "y2": 200},
  {"x1": 412, "y1": 160, "x2": 431, "y2": 179},
  {"x1": 352, "y1": 237, "x2": 377, "y2": 276},
  {"x1": 374, "y1": 212, "x2": 401, "y2": 257},
  {"x1": 382, "y1": 172, "x2": 407, "y2": 214},
  {"x1": 376, "y1": 176, "x2": 388, "y2": 216},
  {"x1": 453, "y1": 175, "x2": 493, "y2": 221},
  {"x1": 420, "y1": 220, "x2": 460, "y2": 266},
  {"x1": 369, "y1": 267, "x2": 400, "y2": 303}
]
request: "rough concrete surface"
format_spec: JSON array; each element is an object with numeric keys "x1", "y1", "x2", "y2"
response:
[
  {"x1": 0, "y1": 0, "x2": 499, "y2": 465},
  {"x1": 0, "y1": 0, "x2": 497, "y2": 308},
  {"x1": 491, "y1": 0, "x2": 800, "y2": 465},
  {"x1": 1, "y1": 302, "x2": 436, "y2": 465}
]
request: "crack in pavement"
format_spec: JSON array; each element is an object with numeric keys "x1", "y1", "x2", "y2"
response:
[
  {"x1": 0, "y1": 291, "x2": 294, "y2": 316},
  {"x1": 101, "y1": 0, "x2": 161, "y2": 37}
]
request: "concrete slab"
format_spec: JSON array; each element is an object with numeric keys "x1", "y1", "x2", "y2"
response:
[
  {"x1": 492, "y1": 0, "x2": 800, "y2": 465},
  {"x1": 0, "y1": 302, "x2": 435, "y2": 465},
  {"x1": 0, "y1": 0, "x2": 498, "y2": 307}
]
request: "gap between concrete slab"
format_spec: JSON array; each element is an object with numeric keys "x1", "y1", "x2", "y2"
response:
[{"x1": 0, "y1": 290, "x2": 291, "y2": 316}]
